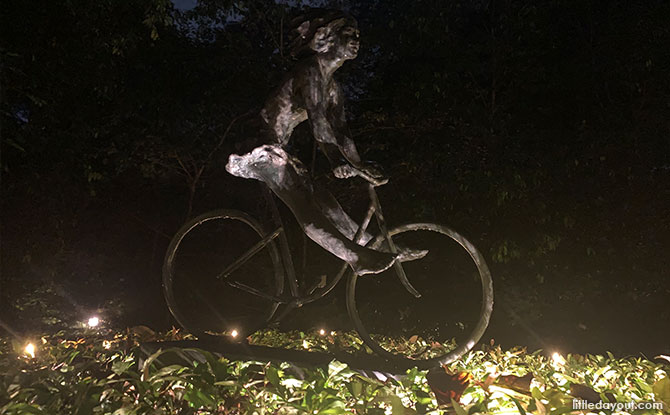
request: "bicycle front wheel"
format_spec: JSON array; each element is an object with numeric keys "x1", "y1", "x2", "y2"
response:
[
  {"x1": 163, "y1": 210, "x2": 284, "y2": 338},
  {"x1": 347, "y1": 223, "x2": 493, "y2": 368}
]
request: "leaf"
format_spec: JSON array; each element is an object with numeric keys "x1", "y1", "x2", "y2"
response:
[
  {"x1": 266, "y1": 366, "x2": 280, "y2": 387},
  {"x1": 1, "y1": 403, "x2": 44, "y2": 414},
  {"x1": 450, "y1": 397, "x2": 468, "y2": 415},
  {"x1": 149, "y1": 365, "x2": 185, "y2": 382},
  {"x1": 489, "y1": 385, "x2": 531, "y2": 401},
  {"x1": 531, "y1": 387, "x2": 545, "y2": 401},
  {"x1": 509, "y1": 396, "x2": 527, "y2": 414},
  {"x1": 184, "y1": 387, "x2": 216, "y2": 408},
  {"x1": 4, "y1": 139, "x2": 26, "y2": 152},
  {"x1": 140, "y1": 347, "x2": 191, "y2": 381},
  {"x1": 141, "y1": 348, "x2": 165, "y2": 380},
  {"x1": 67, "y1": 350, "x2": 81, "y2": 364},
  {"x1": 414, "y1": 390, "x2": 432, "y2": 405},
  {"x1": 653, "y1": 377, "x2": 670, "y2": 408},
  {"x1": 389, "y1": 395, "x2": 411, "y2": 415},
  {"x1": 281, "y1": 377, "x2": 303, "y2": 389},
  {"x1": 426, "y1": 369, "x2": 471, "y2": 404},
  {"x1": 201, "y1": 350, "x2": 228, "y2": 381},
  {"x1": 327, "y1": 360, "x2": 351, "y2": 379},
  {"x1": 533, "y1": 398, "x2": 547, "y2": 415},
  {"x1": 634, "y1": 378, "x2": 653, "y2": 394},
  {"x1": 111, "y1": 359, "x2": 135, "y2": 376},
  {"x1": 498, "y1": 373, "x2": 533, "y2": 393},
  {"x1": 214, "y1": 380, "x2": 237, "y2": 387},
  {"x1": 346, "y1": 380, "x2": 363, "y2": 398},
  {"x1": 112, "y1": 408, "x2": 137, "y2": 415},
  {"x1": 320, "y1": 399, "x2": 346, "y2": 414}
]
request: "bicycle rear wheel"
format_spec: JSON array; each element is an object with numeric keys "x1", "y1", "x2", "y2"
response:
[
  {"x1": 347, "y1": 223, "x2": 493, "y2": 368},
  {"x1": 163, "y1": 210, "x2": 284, "y2": 338}
]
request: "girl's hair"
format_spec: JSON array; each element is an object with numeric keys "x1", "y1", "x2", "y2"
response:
[{"x1": 288, "y1": 9, "x2": 357, "y2": 58}]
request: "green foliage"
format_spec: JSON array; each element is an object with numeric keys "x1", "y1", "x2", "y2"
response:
[
  {"x1": 1, "y1": 329, "x2": 668, "y2": 414},
  {"x1": 249, "y1": 329, "x2": 458, "y2": 362}
]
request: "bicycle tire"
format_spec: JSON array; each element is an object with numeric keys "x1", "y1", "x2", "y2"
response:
[
  {"x1": 162, "y1": 209, "x2": 284, "y2": 338},
  {"x1": 346, "y1": 223, "x2": 493, "y2": 368}
]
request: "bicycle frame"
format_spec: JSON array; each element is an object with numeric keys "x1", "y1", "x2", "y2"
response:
[{"x1": 220, "y1": 183, "x2": 422, "y2": 323}]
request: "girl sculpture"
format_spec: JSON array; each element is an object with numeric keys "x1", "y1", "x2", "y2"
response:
[{"x1": 226, "y1": 10, "x2": 426, "y2": 275}]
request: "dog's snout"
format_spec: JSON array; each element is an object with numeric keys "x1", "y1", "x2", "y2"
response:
[{"x1": 225, "y1": 154, "x2": 241, "y2": 173}]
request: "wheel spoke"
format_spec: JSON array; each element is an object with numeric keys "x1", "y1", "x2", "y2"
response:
[
  {"x1": 216, "y1": 226, "x2": 283, "y2": 280},
  {"x1": 226, "y1": 280, "x2": 285, "y2": 303}
]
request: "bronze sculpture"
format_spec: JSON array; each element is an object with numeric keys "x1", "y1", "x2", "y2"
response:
[
  {"x1": 226, "y1": 10, "x2": 426, "y2": 275},
  {"x1": 163, "y1": 9, "x2": 492, "y2": 367}
]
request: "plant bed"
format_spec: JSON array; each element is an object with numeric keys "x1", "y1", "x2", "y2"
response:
[{"x1": 1, "y1": 328, "x2": 668, "y2": 414}]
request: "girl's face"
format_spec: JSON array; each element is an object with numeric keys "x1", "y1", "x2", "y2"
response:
[{"x1": 333, "y1": 24, "x2": 360, "y2": 60}]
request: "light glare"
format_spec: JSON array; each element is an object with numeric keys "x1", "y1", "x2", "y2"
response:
[
  {"x1": 88, "y1": 316, "x2": 100, "y2": 328},
  {"x1": 230, "y1": 329, "x2": 238, "y2": 338},
  {"x1": 24, "y1": 343, "x2": 36, "y2": 358},
  {"x1": 552, "y1": 352, "x2": 566, "y2": 366},
  {"x1": 319, "y1": 329, "x2": 326, "y2": 336}
]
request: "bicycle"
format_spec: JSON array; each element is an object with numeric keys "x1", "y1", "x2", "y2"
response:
[{"x1": 162, "y1": 176, "x2": 493, "y2": 368}]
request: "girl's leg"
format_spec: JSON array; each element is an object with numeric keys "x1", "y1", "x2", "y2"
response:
[
  {"x1": 226, "y1": 146, "x2": 395, "y2": 275},
  {"x1": 312, "y1": 185, "x2": 374, "y2": 245}
]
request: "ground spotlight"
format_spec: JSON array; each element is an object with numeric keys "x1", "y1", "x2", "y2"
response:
[
  {"x1": 552, "y1": 351, "x2": 566, "y2": 367},
  {"x1": 24, "y1": 343, "x2": 36, "y2": 358}
]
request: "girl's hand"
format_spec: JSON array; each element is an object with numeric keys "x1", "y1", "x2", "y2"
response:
[{"x1": 333, "y1": 163, "x2": 388, "y2": 186}]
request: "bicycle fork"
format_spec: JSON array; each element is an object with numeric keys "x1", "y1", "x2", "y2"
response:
[{"x1": 366, "y1": 184, "x2": 422, "y2": 298}]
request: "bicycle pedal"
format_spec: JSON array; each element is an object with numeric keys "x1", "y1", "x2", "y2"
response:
[
  {"x1": 306, "y1": 275, "x2": 327, "y2": 295},
  {"x1": 317, "y1": 275, "x2": 327, "y2": 288}
]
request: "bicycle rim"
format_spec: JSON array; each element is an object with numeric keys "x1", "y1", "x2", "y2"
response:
[
  {"x1": 162, "y1": 210, "x2": 284, "y2": 338},
  {"x1": 347, "y1": 223, "x2": 493, "y2": 368}
]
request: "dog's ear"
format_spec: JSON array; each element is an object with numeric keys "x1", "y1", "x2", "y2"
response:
[{"x1": 296, "y1": 20, "x2": 310, "y2": 38}]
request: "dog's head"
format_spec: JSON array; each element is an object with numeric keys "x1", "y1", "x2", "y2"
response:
[{"x1": 226, "y1": 145, "x2": 289, "y2": 181}]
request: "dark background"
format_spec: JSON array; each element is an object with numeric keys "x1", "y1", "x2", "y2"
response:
[{"x1": 2, "y1": 0, "x2": 669, "y2": 356}]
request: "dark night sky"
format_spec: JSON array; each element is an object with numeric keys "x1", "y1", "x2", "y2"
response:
[{"x1": 173, "y1": 0, "x2": 197, "y2": 10}]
